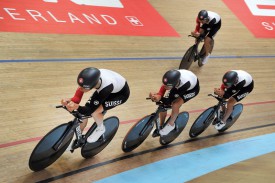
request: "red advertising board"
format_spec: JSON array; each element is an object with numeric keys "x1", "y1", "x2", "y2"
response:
[
  {"x1": 223, "y1": 0, "x2": 275, "y2": 38},
  {"x1": 0, "y1": 0, "x2": 179, "y2": 37}
]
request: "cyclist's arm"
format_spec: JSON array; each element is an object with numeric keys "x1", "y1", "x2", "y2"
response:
[
  {"x1": 157, "y1": 85, "x2": 166, "y2": 96},
  {"x1": 78, "y1": 84, "x2": 113, "y2": 115},
  {"x1": 220, "y1": 84, "x2": 226, "y2": 91},
  {"x1": 149, "y1": 85, "x2": 166, "y2": 102},
  {"x1": 71, "y1": 87, "x2": 84, "y2": 104},
  {"x1": 194, "y1": 17, "x2": 200, "y2": 32},
  {"x1": 214, "y1": 84, "x2": 225, "y2": 97}
]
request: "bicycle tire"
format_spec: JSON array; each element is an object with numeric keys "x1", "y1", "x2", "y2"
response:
[
  {"x1": 218, "y1": 104, "x2": 243, "y2": 132},
  {"x1": 159, "y1": 111, "x2": 189, "y2": 145},
  {"x1": 29, "y1": 123, "x2": 73, "y2": 171},
  {"x1": 179, "y1": 45, "x2": 196, "y2": 70},
  {"x1": 121, "y1": 115, "x2": 154, "y2": 152},
  {"x1": 81, "y1": 116, "x2": 119, "y2": 158},
  {"x1": 189, "y1": 107, "x2": 215, "y2": 138}
]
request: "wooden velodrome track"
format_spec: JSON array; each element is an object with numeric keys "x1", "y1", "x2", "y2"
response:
[{"x1": 1, "y1": 1, "x2": 275, "y2": 182}]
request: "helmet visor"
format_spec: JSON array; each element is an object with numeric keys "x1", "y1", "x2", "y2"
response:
[
  {"x1": 224, "y1": 82, "x2": 233, "y2": 87},
  {"x1": 164, "y1": 84, "x2": 173, "y2": 90}
]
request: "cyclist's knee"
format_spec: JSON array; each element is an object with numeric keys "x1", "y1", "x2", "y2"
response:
[
  {"x1": 204, "y1": 36, "x2": 212, "y2": 42},
  {"x1": 210, "y1": 39, "x2": 214, "y2": 46},
  {"x1": 227, "y1": 98, "x2": 237, "y2": 107},
  {"x1": 92, "y1": 106, "x2": 104, "y2": 118}
]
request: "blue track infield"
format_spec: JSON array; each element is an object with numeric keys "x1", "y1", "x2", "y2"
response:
[{"x1": 95, "y1": 132, "x2": 275, "y2": 183}]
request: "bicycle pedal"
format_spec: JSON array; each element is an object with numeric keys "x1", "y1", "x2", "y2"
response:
[
  {"x1": 152, "y1": 129, "x2": 160, "y2": 138},
  {"x1": 212, "y1": 118, "x2": 218, "y2": 125},
  {"x1": 70, "y1": 149, "x2": 75, "y2": 153},
  {"x1": 97, "y1": 135, "x2": 106, "y2": 142},
  {"x1": 71, "y1": 144, "x2": 79, "y2": 149},
  {"x1": 72, "y1": 140, "x2": 84, "y2": 149},
  {"x1": 79, "y1": 137, "x2": 86, "y2": 144}
]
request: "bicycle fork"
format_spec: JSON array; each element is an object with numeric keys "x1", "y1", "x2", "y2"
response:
[
  {"x1": 139, "y1": 105, "x2": 166, "y2": 136},
  {"x1": 139, "y1": 115, "x2": 157, "y2": 136},
  {"x1": 53, "y1": 122, "x2": 75, "y2": 151},
  {"x1": 212, "y1": 106, "x2": 225, "y2": 125},
  {"x1": 70, "y1": 123, "x2": 87, "y2": 152}
]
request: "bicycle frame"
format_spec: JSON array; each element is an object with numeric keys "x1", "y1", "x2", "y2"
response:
[
  {"x1": 122, "y1": 98, "x2": 189, "y2": 152},
  {"x1": 189, "y1": 93, "x2": 243, "y2": 138},
  {"x1": 53, "y1": 105, "x2": 91, "y2": 151},
  {"x1": 139, "y1": 101, "x2": 171, "y2": 136},
  {"x1": 207, "y1": 94, "x2": 226, "y2": 124},
  {"x1": 29, "y1": 105, "x2": 117, "y2": 171},
  {"x1": 179, "y1": 35, "x2": 204, "y2": 69}
]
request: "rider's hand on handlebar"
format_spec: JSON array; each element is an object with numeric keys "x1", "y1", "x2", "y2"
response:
[
  {"x1": 214, "y1": 88, "x2": 225, "y2": 97},
  {"x1": 61, "y1": 98, "x2": 71, "y2": 106},
  {"x1": 66, "y1": 101, "x2": 80, "y2": 112},
  {"x1": 191, "y1": 31, "x2": 200, "y2": 38},
  {"x1": 149, "y1": 92, "x2": 161, "y2": 102}
]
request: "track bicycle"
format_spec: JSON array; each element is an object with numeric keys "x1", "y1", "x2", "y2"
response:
[
  {"x1": 28, "y1": 105, "x2": 119, "y2": 171},
  {"x1": 122, "y1": 98, "x2": 189, "y2": 152},
  {"x1": 179, "y1": 35, "x2": 211, "y2": 69},
  {"x1": 189, "y1": 94, "x2": 243, "y2": 138}
]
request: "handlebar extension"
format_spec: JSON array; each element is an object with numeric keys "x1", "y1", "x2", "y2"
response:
[{"x1": 55, "y1": 105, "x2": 90, "y2": 119}]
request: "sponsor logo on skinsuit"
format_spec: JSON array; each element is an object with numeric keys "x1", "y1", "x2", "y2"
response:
[
  {"x1": 237, "y1": 92, "x2": 249, "y2": 100},
  {"x1": 105, "y1": 100, "x2": 122, "y2": 107},
  {"x1": 183, "y1": 92, "x2": 195, "y2": 100}
]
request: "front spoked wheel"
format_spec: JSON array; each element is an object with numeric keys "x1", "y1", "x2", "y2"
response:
[
  {"x1": 28, "y1": 123, "x2": 74, "y2": 171},
  {"x1": 81, "y1": 116, "x2": 119, "y2": 158},
  {"x1": 218, "y1": 104, "x2": 243, "y2": 132},
  {"x1": 160, "y1": 112, "x2": 189, "y2": 145},
  {"x1": 189, "y1": 107, "x2": 215, "y2": 138},
  {"x1": 179, "y1": 46, "x2": 196, "y2": 70},
  {"x1": 121, "y1": 115, "x2": 154, "y2": 152}
]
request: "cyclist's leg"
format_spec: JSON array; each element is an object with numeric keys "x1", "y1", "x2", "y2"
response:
[
  {"x1": 222, "y1": 97, "x2": 237, "y2": 122},
  {"x1": 180, "y1": 79, "x2": 200, "y2": 103},
  {"x1": 160, "y1": 81, "x2": 199, "y2": 135},
  {"x1": 198, "y1": 25, "x2": 207, "y2": 57},
  {"x1": 152, "y1": 111, "x2": 166, "y2": 137},
  {"x1": 201, "y1": 36, "x2": 212, "y2": 64},
  {"x1": 86, "y1": 105, "x2": 105, "y2": 143},
  {"x1": 223, "y1": 81, "x2": 254, "y2": 122},
  {"x1": 80, "y1": 119, "x2": 88, "y2": 131},
  {"x1": 87, "y1": 83, "x2": 129, "y2": 142},
  {"x1": 158, "y1": 90, "x2": 177, "y2": 135},
  {"x1": 93, "y1": 81, "x2": 130, "y2": 126},
  {"x1": 92, "y1": 105, "x2": 105, "y2": 126},
  {"x1": 210, "y1": 38, "x2": 214, "y2": 53},
  {"x1": 101, "y1": 82, "x2": 130, "y2": 112},
  {"x1": 204, "y1": 36, "x2": 212, "y2": 54},
  {"x1": 159, "y1": 111, "x2": 167, "y2": 127},
  {"x1": 201, "y1": 21, "x2": 221, "y2": 65}
]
